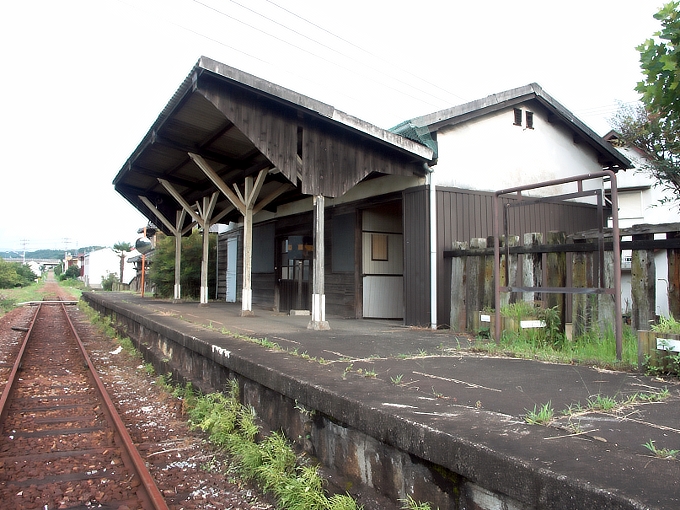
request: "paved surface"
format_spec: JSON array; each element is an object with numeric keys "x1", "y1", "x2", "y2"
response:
[{"x1": 92, "y1": 293, "x2": 680, "y2": 508}]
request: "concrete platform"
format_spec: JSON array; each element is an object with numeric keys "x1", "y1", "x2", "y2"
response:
[{"x1": 84, "y1": 292, "x2": 680, "y2": 509}]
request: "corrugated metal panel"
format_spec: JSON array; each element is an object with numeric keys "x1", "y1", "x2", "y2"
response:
[{"x1": 403, "y1": 187, "x2": 430, "y2": 326}]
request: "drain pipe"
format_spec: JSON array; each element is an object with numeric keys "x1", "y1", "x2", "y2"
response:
[{"x1": 426, "y1": 164, "x2": 437, "y2": 330}]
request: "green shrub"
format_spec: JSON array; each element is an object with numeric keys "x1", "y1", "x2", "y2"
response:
[{"x1": 651, "y1": 315, "x2": 680, "y2": 335}]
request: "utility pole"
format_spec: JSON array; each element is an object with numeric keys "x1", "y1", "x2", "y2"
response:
[{"x1": 20, "y1": 239, "x2": 28, "y2": 264}]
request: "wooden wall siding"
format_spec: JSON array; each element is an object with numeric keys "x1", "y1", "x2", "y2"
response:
[
  {"x1": 362, "y1": 203, "x2": 402, "y2": 232},
  {"x1": 302, "y1": 117, "x2": 424, "y2": 198},
  {"x1": 252, "y1": 273, "x2": 276, "y2": 308},
  {"x1": 436, "y1": 187, "x2": 603, "y2": 328},
  {"x1": 326, "y1": 272, "x2": 356, "y2": 318},
  {"x1": 362, "y1": 233, "x2": 404, "y2": 275},
  {"x1": 324, "y1": 211, "x2": 356, "y2": 317},
  {"x1": 199, "y1": 79, "x2": 299, "y2": 185},
  {"x1": 217, "y1": 210, "x2": 358, "y2": 317},
  {"x1": 403, "y1": 187, "x2": 431, "y2": 326}
]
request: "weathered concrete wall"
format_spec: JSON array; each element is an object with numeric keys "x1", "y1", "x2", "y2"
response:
[{"x1": 83, "y1": 293, "x2": 647, "y2": 510}]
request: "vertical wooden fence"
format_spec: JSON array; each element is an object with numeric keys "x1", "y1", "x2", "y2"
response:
[{"x1": 446, "y1": 226, "x2": 680, "y2": 338}]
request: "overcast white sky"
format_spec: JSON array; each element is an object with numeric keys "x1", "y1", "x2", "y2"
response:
[{"x1": 0, "y1": 0, "x2": 665, "y2": 252}]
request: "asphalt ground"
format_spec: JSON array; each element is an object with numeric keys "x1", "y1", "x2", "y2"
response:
[{"x1": 92, "y1": 293, "x2": 680, "y2": 508}]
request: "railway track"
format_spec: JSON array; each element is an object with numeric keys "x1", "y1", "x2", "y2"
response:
[{"x1": 0, "y1": 299, "x2": 168, "y2": 510}]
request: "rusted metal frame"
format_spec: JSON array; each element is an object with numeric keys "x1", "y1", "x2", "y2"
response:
[
  {"x1": 500, "y1": 187, "x2": 606, "y2": 300},
  {"x1": 60, "y1": 302, "x2": 169, "y2": 510},
  {"x1": 493, "y1": 171, "x2": 622, "y2": 359},
  {"x1": 0, "y1": 303, "x2": 42, "y2": 433}
]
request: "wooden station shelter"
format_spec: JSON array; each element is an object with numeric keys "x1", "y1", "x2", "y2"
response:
[{"x1": 113, "y1": 57, "x2": 435, "y2": 329}]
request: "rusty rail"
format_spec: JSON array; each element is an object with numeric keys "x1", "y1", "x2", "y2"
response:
[{"x1": 0, "y1": 301, "x2": 169, "y2": 510}]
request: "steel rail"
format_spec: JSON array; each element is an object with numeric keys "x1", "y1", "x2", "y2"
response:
[
  {"x1": 59, "y1": 301, "x2": 170, "y2": 510},
  {"x1": 0, "y1": 302, "x2": 42, "y2": 432}
]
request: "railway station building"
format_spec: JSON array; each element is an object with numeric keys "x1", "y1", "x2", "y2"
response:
[{"x1": 113, "y1": 56, "x2": 630, "y2": 330}]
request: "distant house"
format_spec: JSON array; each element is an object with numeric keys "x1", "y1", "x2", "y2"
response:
[
  {"x1": 604, "y1": 131, "x2": 680, "y2": 318},
  {"x1": 113, "y1": 58, "x2": 630, "y2": 328},
  {"x1": 82, "y1": 247, "x2": 135, "y2": 289}
]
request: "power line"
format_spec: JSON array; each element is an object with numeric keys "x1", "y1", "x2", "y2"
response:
[
  {"x1": 263, "y1": 0, "x2": 468, "y2": 105},
  {"x1": 191, "y1": 0, "x2": 449, "y2": 112},
  {"x1": 226, "y1": 0, "x2": 467, "y2": 107}
]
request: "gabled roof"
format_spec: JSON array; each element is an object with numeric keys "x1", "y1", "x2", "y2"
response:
[
  {"x1": 113, "y1": 57, "x2": 434, "y2": 235},
  {"x1": 397, "y1": 83, "x2": 631, "y2": 171}
]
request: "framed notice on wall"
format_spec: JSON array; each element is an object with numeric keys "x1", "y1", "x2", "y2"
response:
[{"x1": 371, "y1": 233, "x2": 388, "y2": 261}]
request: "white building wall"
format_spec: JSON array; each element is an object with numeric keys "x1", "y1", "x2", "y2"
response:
[
  {"x1": 83, "y1": 248, "x2": 135, "y2": 288},
  {"x1": 610, "y1": 145, "x2": 680, "y2": 318},
  {"x1": 432, "y1": 102, "x2": 605, "y2": 196}
]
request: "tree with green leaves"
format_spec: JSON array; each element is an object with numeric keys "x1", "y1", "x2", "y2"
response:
[
  {"x1": 113, "y1": 241, "x2": 133, "y2": 285},
  {"x1": 612, "y1": 2, "x2": 680, "y2": 203},
  {"x1": 0, "y1": 259, "x2": 38, "y2": 288},
  {"x1": 148, "y1": 231, "x2": 216, "y2": 299}
]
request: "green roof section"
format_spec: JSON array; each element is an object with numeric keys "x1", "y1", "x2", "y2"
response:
[{"x1": 389, "y1": 120, "x2": 438, "y2": 160}]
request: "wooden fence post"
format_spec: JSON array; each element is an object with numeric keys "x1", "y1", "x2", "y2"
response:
[
  {"x1": 631, "y1": 233, "x2": 656, "y2": 331},
  {"x1": 500, "y1": 235, "x2": 519, "y2": 307},
  {"x1": 466, "y1": 238, "x2": 487, "y2": 331},
  {"x1": 597, "y1": 250, "x2": 617, "y2": 335},
  {"x1": 522, "y1": 233, "x2": 543, "y2": 305},
  {"x1": 484, "y1": 236, "x2": 495, "y2": 311},
  {"x1": 572, "y1": 241, "x2": 593, "y2": 337},
  {"x1": 668, "y1": 231, "x2": 680, "y2": 319},
  {"x1": 546, "y1": 231, "x2": 567, "y2": 330},
  {"x1": 450, "y1": 241, "x2": 468, "y2": 332}
]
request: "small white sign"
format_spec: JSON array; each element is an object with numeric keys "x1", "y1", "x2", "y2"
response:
[
  {"x1": 480, "y1": 314, "x2": 491, "y2": 322},
  {"x1": 656, "y1": 337, "x2": 680, "y2": 353},
  {"x1": 520, "y1": 320, "x2": 546, "y2": 329}
]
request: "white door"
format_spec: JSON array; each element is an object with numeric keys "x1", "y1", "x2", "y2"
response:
[{"x1": 226, "y1": 237, "x2": 237, "y2": 302}]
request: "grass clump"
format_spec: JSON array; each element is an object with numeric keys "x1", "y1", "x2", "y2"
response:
[
  {"x1": 399, "y1": 495, "x2": 437, "y2": 509},
  {"x1": 474, "y1": 324, "x2": 638, "y2": 369},
  {"x1": 185, "y1": 379, "x2": 362, "y2": 510},
  {"x1": 524, "y1": 401, "x2": 554, "y2": 426},
  {"x1": 643, "y1": 439, "x2": 679, "y2": 459},
  {"x1": 651, "y1": 315, "x2": 680, "y2": 335}
]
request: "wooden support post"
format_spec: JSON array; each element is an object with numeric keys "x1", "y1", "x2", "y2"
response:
[
  {"x1": 174, "y1": 211, "x2": 184, "y2": 302},
  {"x1": 546, "y1": 231, "x2": 567, "y2": 331},
  {"x1": 200, "y1": 200, "x2": 211, "y2": 305},
  {"x1": 669, "y1": 231, "x2": 680, "y2": 319},
  {"x1": 241, "y1": 177, "x2": 255, "y2": 316},
  {"x1": 138, "y1": 197, "x2": 194, "y2": 303},
  {"x1": 522, "y1": 233, "x2": 543, "y2": 305},
  {"x1": 631, "y1": 233, "x2": 656, "y2": 330},
  {"x1": 450, "y1": 241, "x2": 468, "y2": 332},
  {"x1": 308, "y1": 195, "x2": 330, "y2": 330}
]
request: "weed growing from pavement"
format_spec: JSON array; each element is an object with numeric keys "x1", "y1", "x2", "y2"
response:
[
  {"x1": 643, "y1": 439, "x2": 679, "y2": 460},
  {"x1": 391, "y1": 374, "x2": 404, "y2": 385},
  {"x1": 560, "y1": 389, "x2": 669, "y2": 418},
  {"x1": 524, "y1": 402, "x2": 554, "y2": 425}
]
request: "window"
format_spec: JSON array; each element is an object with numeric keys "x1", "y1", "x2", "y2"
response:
[
  {"x1": 513, "y1": 108, "x2": 522, "y2": 126},
  {"x1": 371, "y1": 233, "x2": 388, "y2": 261},
  {"x1": 525, "y1": 111, "x2": 534, "y2": 129}
]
